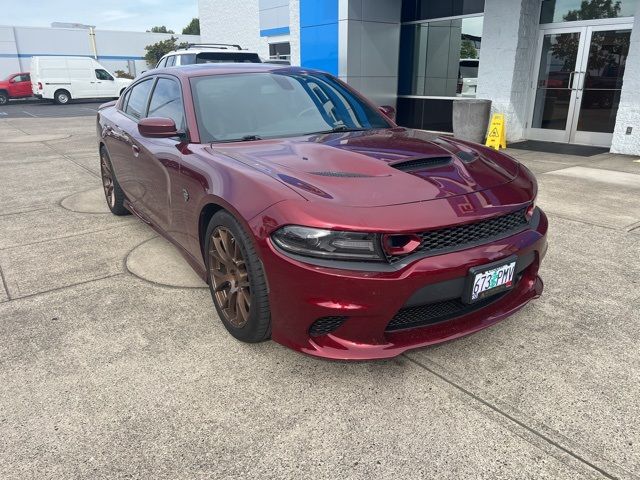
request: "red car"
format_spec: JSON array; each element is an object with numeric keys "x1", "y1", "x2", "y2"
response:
[
  {"x1": 97, "y1": 64, "x2": 547, "y2": 360},
  {"x1": 0, "y1": 72, "x2": 32, "y2": 105}
]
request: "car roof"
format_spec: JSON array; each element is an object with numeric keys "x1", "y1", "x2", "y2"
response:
[
  {"x1": 144, "y1": 63, "x2": 313, "y2": 79},
  {"x1": 161, "y1": 47, "x2": 259, "y2": 58}
]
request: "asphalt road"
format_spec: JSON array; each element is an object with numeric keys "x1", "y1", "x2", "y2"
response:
[
  {"x1": 0, "y1": 116, "x2": 639, "y2": 479},
  {"x1": 0, "y1": 98, "x2": 105, "y2": 119}
]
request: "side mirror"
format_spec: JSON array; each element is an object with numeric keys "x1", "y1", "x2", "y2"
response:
[
  {"x1": 379, "y1": 105, "x2": 396, "y2": 122},
  {"x1": 138, "y1": 117, "x2": 179, "y2": 138}
]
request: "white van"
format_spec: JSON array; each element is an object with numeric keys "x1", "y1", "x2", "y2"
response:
[{"x1": 30, "y1": 56, "x2": 132, "y2": 104}]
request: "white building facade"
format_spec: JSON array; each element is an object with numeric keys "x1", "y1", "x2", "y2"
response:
[
  {"x1": 199, "y1": 0, "x2": 640, "y2": 155},
  {"x1": 0, "y1": 25, "x2": 200, "y2": 79}
]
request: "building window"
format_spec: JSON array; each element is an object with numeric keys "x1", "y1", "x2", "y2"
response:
[
  {"x1": 402, "y1": 0, "x2": 484, "y2": 22},
  {"x1": 269, "y1": 42, "x2": 291, "y2": 61},
  {"x1": 540, "y1": 0, "x2": 637, "y2": 24},
  {"x1": 398, "y1": 16, "x2": 483, "y2": 98}
]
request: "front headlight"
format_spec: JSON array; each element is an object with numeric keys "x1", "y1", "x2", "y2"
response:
[{"x1": 271, "y1": 226, "x2": 384, "y2": 261}]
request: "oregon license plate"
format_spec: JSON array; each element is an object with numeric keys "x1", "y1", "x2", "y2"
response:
[{"x1": 468, "y1": 259, "x2": 516, "y2": 303}]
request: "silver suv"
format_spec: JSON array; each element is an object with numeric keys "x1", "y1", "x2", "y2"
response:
[{"x1": 155, "y1": 43, "x2": 262, "y2": 68}]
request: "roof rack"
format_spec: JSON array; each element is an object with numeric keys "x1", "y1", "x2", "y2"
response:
[{"x1": 177, "y1": 43, "x2": 244, "y2": 51}]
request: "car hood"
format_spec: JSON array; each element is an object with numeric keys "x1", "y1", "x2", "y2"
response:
[
  {"x1": 0, "y1": 80, "x2": 9, "y2": 88},
  {"x1": 206, "y1": 128, "x2": 520, "y2": 207}
]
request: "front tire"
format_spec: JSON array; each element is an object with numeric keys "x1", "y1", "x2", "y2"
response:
[
  {"x1": 99, "y1": 146, "x2": 129, "y2": 216},
  {"x1": 0, "y1": 92, "x2": 7, "y2": 105},
  {"x1": 205, "y1": 211, "x2": 271, "y2": 343},
  {"x1": 53, "y1": 89, "x2": 71, "y2": 105}
]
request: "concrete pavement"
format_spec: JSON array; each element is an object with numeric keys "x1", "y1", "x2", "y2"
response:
[{"x1": 0, "y1": 117, "x2": 639, "y2": 479}]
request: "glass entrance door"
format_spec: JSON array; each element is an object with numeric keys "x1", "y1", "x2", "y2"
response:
[{"x1": 528, "y1": 24, "x2": 632, "y2": 146}]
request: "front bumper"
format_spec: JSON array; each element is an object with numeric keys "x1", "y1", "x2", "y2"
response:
[{"x1": 253, "y1": 209, "x2": 548, "y2": 360}]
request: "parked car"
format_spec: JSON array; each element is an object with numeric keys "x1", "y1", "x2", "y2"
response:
[
  {"x1": 0, "y1": 72, "x2": 33, "y2": 104},
  {"x1": 31, "y1": 56, "x2": 132, "y2": 104},
  {"x1": 458, "y1": 58, "x2": 479, "y2": 97},
  {"x1": 97, "y1": 64, "x2": 547, "y2": 360},
  {"x1": 155, "y1": 43, "x2": 261, "y2": 68}
]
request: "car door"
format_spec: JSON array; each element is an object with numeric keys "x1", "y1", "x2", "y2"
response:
[
  {"x1": 129, "y1": 75, "x2": 186, "y2": 233},
  {"x1": 95, "y1": 69, "x2": 117, "y2": 97},
  {"x1": 11, "y1": 74, "x2": 32, "y2": 97},
  {"x1": 107, "y1": 78, "x2": 154, "y2": 205}
]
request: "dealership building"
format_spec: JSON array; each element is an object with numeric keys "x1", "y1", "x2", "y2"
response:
[{"x1": 199, "y1": 0, "x2": 640, "y2": 155}]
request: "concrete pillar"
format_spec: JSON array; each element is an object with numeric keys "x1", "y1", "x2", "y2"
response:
[
  {"x1": 476, "y1": 0, "x2": 542, "y2": 142},
  {"x1": 289, "y1": 0, "x2": 301, "y2": 65},
  {"x1": 611, "y1": 1, "x2": 640, "y2": 155},
  {"x1": 337, "y1": 0, "x2": 402, "y2": 106}
]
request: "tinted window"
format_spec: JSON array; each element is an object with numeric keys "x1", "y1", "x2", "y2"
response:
[
  {"x1": 195, "y1": 52, "x2": 261, "y2": 63},
  {"x1": 190, "y1": 72, "x2": 390, "y2": 143},
  {"x1": 540, "y1": 0, "x2": 637, "y2": 23},
  {"x1": 402, "y1": 0, "x2": 485, "y2": 21},
  {"x1": 398, "y1": 16, "x2": 483, "y2": 98},
  {"x1": 166, "y1": 56, "x2": 176, "y2": 67},
  {"x1": 125, "y1": 79, "x2": 154, "y2": 120},
  {"x1": 95, "y1": 69, "x2": 114, "y2": 81},
  {"x1": 181, "y1": 53, "x2": 196, "y2": 64},
  {"x1": 148, "y1": 78, "x2": 185, "y2": 130},
  {"x1": 119, "y1": 88, "x2": 131, "y2": 111}
]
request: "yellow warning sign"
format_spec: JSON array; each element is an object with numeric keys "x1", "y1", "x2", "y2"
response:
[{"x1": 485, "y1": 113, "x2": 507, "y2": 150}]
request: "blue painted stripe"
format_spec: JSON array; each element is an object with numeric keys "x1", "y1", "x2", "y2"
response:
[
  {"x1": 259, "y1": 26, "x2": 290, "y2": 37},
  {"x1": 299, "y1": 0, "x2": 338, "y2": 75},
  {"x1": 0, "y1": 53, "x2": 145, "y2": 60}
]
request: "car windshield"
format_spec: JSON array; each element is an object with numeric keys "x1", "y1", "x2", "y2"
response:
[{"x1": 190, "y1": 71, "x2": 391, "y2": 143}]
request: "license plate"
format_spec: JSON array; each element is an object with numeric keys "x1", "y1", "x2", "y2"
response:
[{"x1": 468, "y1": 259, "x2": 516, "y2": 303}]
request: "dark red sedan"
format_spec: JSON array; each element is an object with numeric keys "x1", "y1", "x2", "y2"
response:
[{"x1": 97, "y1": 64, "x2": 547, "y2": 360}]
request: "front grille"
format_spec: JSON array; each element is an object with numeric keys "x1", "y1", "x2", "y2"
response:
[
  {"x1": 385, "y1": 209, "x2": 528, "y2": 264},
  {"x1": 386, "y1": 292, "x2": 507, "y2": 332},
  {"x1": 390, "y1": 156, "x2": 452, "y2": 172},
  {"x1": 309, "y1": 316, "x2": 347, "y2": 337}
]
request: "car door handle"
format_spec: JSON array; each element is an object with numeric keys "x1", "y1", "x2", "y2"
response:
[{"x1": 132, "y1": 145, "x2": 140, "y2": 157}]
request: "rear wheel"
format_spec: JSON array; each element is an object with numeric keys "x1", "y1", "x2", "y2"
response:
[
  {"x1": 205, "y1": 211, "x2": 271, "y2": 343},
  {"x1": 53, "y1": 89, "x2": 71, "y2": 105},
  {"x1": 99, "y1": 146, "x2": 129, "y2": 216},
  {"x1": 0, "y1": 92, "x2": 7, "y2": 105}
]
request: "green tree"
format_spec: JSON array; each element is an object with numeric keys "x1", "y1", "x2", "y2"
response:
[
  {"x1": 460, "y1": 39, "x2": 478, "y2": 59},
  {"x1": 563, "y1": 0, "x2": 621, "y2": 21},
  {"x1": 182, "y1": 18, "x2": 200, "y2": 35},
  {"x1": 148, "y1": 26, "x2": 174, "y2": 34},
  {"x1": 551, "y1": 0, "x2": 623, "y2": 70},
  {"x1": 144, "y1": 36, "x2": 188, "y2": 65}
]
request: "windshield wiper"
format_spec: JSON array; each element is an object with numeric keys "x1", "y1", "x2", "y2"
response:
[
  {"x1": 213, "y1": 134, "x2": 263, "y2": 143},
  {"x1": 303, "y1": 125, "x2": 369, "y2": 135}
]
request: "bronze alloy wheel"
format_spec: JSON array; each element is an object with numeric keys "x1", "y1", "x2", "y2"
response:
[
  {"x1": 208, "y1": 226, "x2": 251, "y2": 328},
  {"x1": 100, "y1": 151, "x2": 115, "y2": 208}
]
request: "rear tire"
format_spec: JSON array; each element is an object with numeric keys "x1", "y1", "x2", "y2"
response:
[
  {"x1": 99, "y1": 146, "x2": 129, "y2": 216},
  {"x1": 0, "y1": 92, "x2": 7, "y2": 105},
  {"x1": 205, "y1": 211, "x2": 271, "y2": 343},
  {"x1": 53, "y1": 89, "x2": 71, "y2": 105}
]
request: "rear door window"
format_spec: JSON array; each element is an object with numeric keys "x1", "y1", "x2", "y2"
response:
[
  {"x1": 195, "y1": 52, "x2": 261, "y2": 63},
  {"x1": 125, "y1": 78, "x2": 154, "y2": 120}
]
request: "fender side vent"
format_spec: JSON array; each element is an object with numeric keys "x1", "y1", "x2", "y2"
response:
[
  {"x1": 390, "y1": 156, "x2": 452, "y2": 172},
  {"x1": 310, "y1": 171, "x2": 374, "y2": 178}
]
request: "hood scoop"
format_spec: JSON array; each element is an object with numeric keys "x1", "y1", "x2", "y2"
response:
[
  {"x1": 310, "y1": 171, "x2": 381, "y2": 178},
  {"x1": 390, "y1": 156, "x2": 452, "y2": 172}
]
